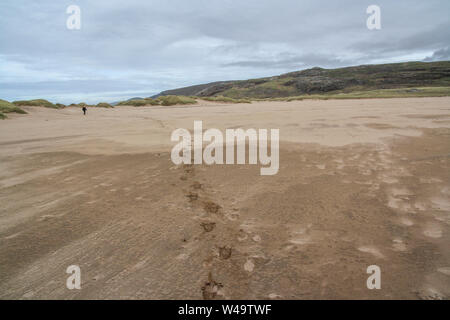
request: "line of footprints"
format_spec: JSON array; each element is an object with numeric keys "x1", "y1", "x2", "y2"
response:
[
  {"x1": 178, "y1": 164, "x2": 383, "y2": 299},
  {"x1": 180, "y1": 164, "x2": 235, "y2": 299}
]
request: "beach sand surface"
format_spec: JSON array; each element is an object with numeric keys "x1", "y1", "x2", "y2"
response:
[{"x1": 0, "y1": 97, "x2": 449, "y2": 299}]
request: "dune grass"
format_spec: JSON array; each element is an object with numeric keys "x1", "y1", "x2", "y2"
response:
[
  {"x1": 117, "y1": 98, "x2": 160, "y2": 107},
  {"x1": 156, "y1": 95, "x2": 197, "y2": 106},
  {"x1": 117, "y1": 96, "x2": 197, "y2": 107},
  {"x1": 200, "y1": 96, "x2": 252, "y2": 103},
  {"x1": 96, "y1": 102, "x2": 114, "y2": 108},
  {"x1": 12, "y1": 99, "x2": 59, "y2": 108},
  {"x1": 0, "y1": 99, "x2": 27, "y2": 119}
]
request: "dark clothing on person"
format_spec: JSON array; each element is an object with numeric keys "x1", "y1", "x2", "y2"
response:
[{"x1": 82, "y1": 107, "x2": 87, "y2": 115}]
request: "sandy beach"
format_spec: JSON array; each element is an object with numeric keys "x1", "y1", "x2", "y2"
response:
[{"x1": 0, "y1": 97, "x2": 449, "y2": 299}]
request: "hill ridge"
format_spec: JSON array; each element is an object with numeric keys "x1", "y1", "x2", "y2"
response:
[{"x1": 152, "y1": 61, "x2": 450, "y2": 99}]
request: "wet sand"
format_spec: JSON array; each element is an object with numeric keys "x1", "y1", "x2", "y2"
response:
[{"x1": 0, "y1": 97, "x2": 449, "y2": 299}]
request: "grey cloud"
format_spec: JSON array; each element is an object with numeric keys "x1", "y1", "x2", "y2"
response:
[
  {"x1": 222, "y1": 53, "x2": 350, "y2": 70},
  {"x1": 424, "y1": 47, "x2": 450, "y2": 62},
  {"x1": 0, "y1": 0, "x2": 449, "y2": 103}
]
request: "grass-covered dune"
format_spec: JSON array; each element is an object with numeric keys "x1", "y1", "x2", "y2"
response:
[
  {"x1": 12, "y1": 99, "x2": 59, "y2": 109},
  {"x1": 158, "y1": 95, "x2": 196, "y2": 106},
  {"x1": 116, "y1": 95, "x2": 197, "y2": 107},
  {"x1": 96, "y1": 102, "x2": 114, "y2": 108},
  {"x1": 116, "y1": 98, "x2": 160, "y2": 107},
  {"x1": 66, "y1": 102, "x2": 113, "y2": 108},
  {"x1": 0, "y1": 99, "x2": 27, "y2": 119},
  {"x1": 1, "y1": 99, "x2": 115, "y2": 118},
  {"x1": 200, "y1": 96, "x2": 251, "y2": 103}
]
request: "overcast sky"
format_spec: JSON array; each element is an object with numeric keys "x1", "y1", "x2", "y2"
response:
[{"x1": 0, "y1": 0, "x2": 449, "y2": 104}]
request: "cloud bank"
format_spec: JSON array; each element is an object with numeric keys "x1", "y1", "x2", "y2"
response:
[{"x1": 0, "y1": 0, "x2": 449, "y2": 103}]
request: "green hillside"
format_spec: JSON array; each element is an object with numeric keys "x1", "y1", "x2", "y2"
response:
[{"x1": 154, "y1": 61, "x2": 450, "y2": 99}]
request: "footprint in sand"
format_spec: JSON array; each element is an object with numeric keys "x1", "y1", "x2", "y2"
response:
[
  {"x1": 186, "y1": 192, "x2": 199, "y2": 202},
  {"x1": 441, "y1": 187, "x2": 450, "y2": 196},
  {"x1": 203, "y1": 201, "x2": 221, "y2": 214},
  {"x1": 237, "y1": 229, "x2": 248, "y2": 242},
  {"x1": 252, "y1": 235, "x2": 261, "y2": 242},
  {"x1": 379, "y1": 174, "x2": 399, "y2": 184},
  {"x1": 392, "y1": 239, "x2": 407, "y2": 252},
  {"x1": 388, "y1": 196, "x2": 412, "y2": 212},
  {"x1": 390, "y1": 187, "x2": 413, "y2": 198},
  {"x1": 183, "y1": 165, "x2": 194, "y2": 174},
  {"x1": 423, "y1": 223, "x2": 442, "y2": 238},
  {"x1": 202, "y1": 257, "x2": 213, "y2": 268},
  {"x1": 387, "y1": 188, "x2": 415, "y2": 212},
  {"x1": 289, "y1": 227, "x2": 311, "y2": 245},
  {"x1": 358, "y1": 246, "x2": 385, "y2": 259},
  {"x1": 191, "y1": 181, "x2": 202, "y2": 190},
  {"x1": 283, "y1": 244, "x2": 296, "y2": 252},
  {"x1": 38, "y1": 214, "x2": 63, "y2": 222},
  {"x1": 419, "y1": 177, "x2": 443, "y2": 184},
  {"x1": 289, "y1": 237, "x2": 311, "y2": 245},
  {"x1": 437, "y1": 267, "x2": 450, "y2": 276},
  {"x1": 359, "y1": 167, "x2": 372, "y2": 176},
  {"x1": 99, "y1": 182, "x2": 112, "y2": 187},
  {"x1": 399, "y1": 217, "x2": 414, "y2": 226},
  {"x1": 225, "y1": 211, "x2": 239, "y2": 221},
  {"x1": 176, "y1": 253, "x2": 189, "y2": 260},
  {"x1": 244, "y1": 259, "x2": 255, "y2": 272},
  {"x1": 430, "y1": 197, "x2": 450, "y2": 212},
  {"x1": 240, "y1": 219, "x2": 257, "y2": 233},
  {"x1": 200, "y1": 222, "x2": 216, "y2": 232},
  {"x1": 218, "y1": 246, "x2": 232, "y2": 260},
  {"x1": 414, "y1": 202, "x2": 427, "y2": 211},
  {"x1": 202, "y1": 273, "x2": 224, "y2": 300}
]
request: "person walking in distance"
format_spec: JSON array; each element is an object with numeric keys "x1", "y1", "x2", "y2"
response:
[{"x1": 82, "y1": 106, "x2": 87, "y2": 115}]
